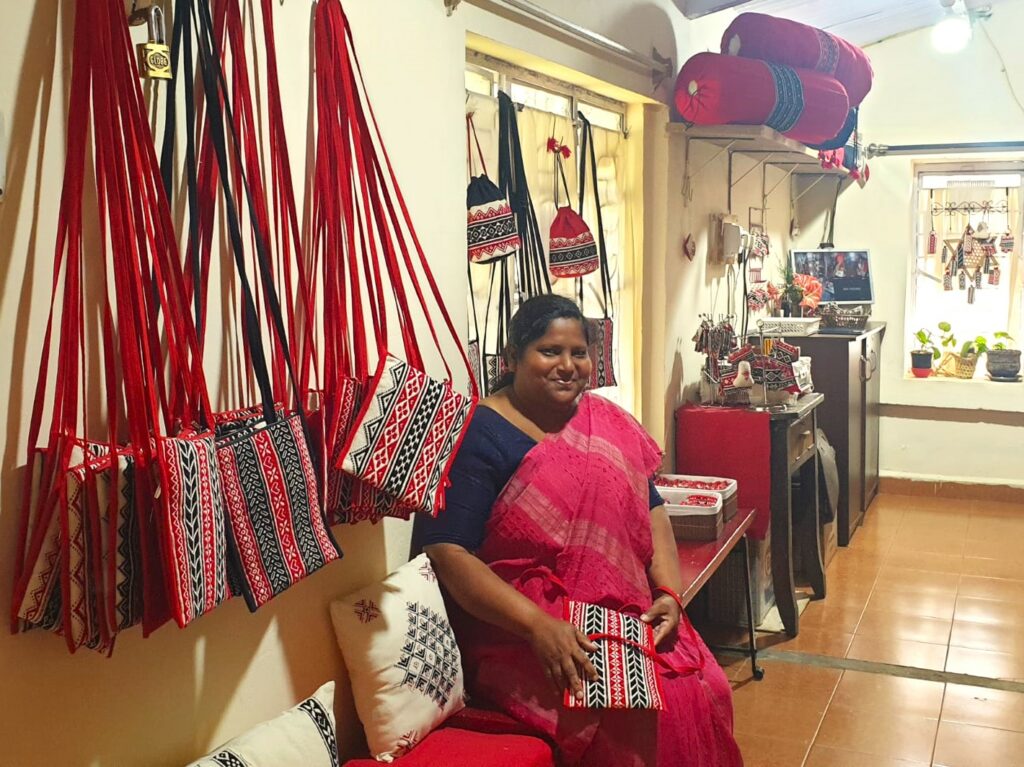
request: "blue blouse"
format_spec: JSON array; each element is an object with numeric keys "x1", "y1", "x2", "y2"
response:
[{"x1": 413, "y1": 406, "x2": 664, "y2": 552}]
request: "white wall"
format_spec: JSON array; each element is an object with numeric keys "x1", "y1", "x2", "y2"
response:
[
  {"x1": 0, "y1": 0, "x2": 690, "y2": 764},
  {"x1": 791, "y1": 7, "x2": 1024, "y2": 487}
]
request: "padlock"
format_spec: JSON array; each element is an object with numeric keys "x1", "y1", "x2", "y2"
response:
[{"x1": 138, "y1": 6, "x2": 171, "y2": 80}]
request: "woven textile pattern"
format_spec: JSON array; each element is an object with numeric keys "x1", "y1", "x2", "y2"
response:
[
  {"x1": 217, "y1": 415, "x2": 339, "y2": 611},
  {"x1": 468, "y1": 201, "x2": 520, "y2": 263},
  {"x1": 585, "y1": 317, "x2": 617, "y2": 389},
  {"x1": 395, "y1": 600, "x2": 462, "y2": 709},
  {"x1": 299, "y1": 694, "x2": 340, "y2": 766},
  {"x1": 340, "y1": 355, "x2": 472, "y2": 516},
  {"x1": 814, "y1": 28, "x2": 840, "y2": 73},
  {"x1": 765, "y1": 62, "x2": 805, "y2": 134},
  {"x1": 549, "y1": 231, "x2": 599, "y2": 278},
  {"x1": 17, "y1": 450, "x2": 63, "y2": 628},
  {"x1": 158, "y1": 434, "x2": 229, "y2": 627},
  {"x1": 564, "y1": 600, "x2": 664, "y2": 710}
]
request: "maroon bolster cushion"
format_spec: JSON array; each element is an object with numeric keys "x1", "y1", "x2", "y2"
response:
[
  {"x1": 342, "y1": 728, "x2": 555, "y2": 767},
  {"x1": 675, "y1": 52, "x2": 850, "y2": 146},
  {"x1": 721, "y1": 12, "x2": 873, "y2": 107}
]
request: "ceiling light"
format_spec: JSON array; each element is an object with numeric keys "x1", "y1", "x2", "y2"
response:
[{"x1": 932, "y1": 13, "x2": 972, "y2": 53}]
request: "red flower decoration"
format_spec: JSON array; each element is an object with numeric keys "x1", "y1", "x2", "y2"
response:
[
  {"x1": 546, "y1": 137, "x2": 560, "y2": 153},
  {"x1": 560, "y1": 145, "x2": 571, "y2": 159}
]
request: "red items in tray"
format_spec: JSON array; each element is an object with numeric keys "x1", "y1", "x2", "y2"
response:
[
  {"x1": 656, "y1": 476, "x2": 731, "y2": 492},
  {"x1": 682, "y1": 494, "x2": 720, "y2": 507}
]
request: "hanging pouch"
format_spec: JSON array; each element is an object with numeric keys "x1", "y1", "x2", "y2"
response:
[
  {"x1": 467, "y1": 113, "x2": 520, "y2": 264},
  {"x1": 549, "y1": 139, "x2": 599, "y2": 278}
]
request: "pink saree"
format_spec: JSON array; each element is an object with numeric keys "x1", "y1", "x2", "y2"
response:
[{"x1": 459, "y1": 394, "x2": 743, "y2": 766}]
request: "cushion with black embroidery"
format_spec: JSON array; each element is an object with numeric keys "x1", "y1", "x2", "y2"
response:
[
  {"x1": 330, "y1": 554, "x2": 465, "y2": 763},
  {"x1": 185, "y1": 681, "x2": 337, "y2": 766}
]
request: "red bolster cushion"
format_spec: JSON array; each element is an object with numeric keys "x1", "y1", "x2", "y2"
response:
[
  {"x1": 342, "y1": 728, "x2": 555, "y2": 767},
  {"x1": 675, "y1": 52, "x2": 850, "y2": 146},
  {"x1": 721, "y1": 12, "x2": 873, "y2": 107}
]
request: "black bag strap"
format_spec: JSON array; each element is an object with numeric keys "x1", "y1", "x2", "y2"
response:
[
  {"x1": 498, "y1": 91, "x2": 550, "y2": 299},
  {"x1": 577, "y1": 112, "x2": 613, "y2": 318}
]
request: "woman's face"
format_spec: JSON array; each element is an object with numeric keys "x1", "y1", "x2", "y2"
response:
[{"x1": 510, "y1": 318, "x2": 591, "y2": 408}]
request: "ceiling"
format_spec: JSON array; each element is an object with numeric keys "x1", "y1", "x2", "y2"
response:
[{"x1": 681, "y1": 0, "x2": 1010, "y2": 46}]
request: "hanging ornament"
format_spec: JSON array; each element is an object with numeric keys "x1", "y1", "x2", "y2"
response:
[
  {"x1": 928, "y1": 229, "x2": 937, "y2": 254},
  {"x1": 1001, "y1": 232, "x2": 1015, "y2": 253},
  {"x1": 968, "y1": 285, "x2": 976, "y2": 304},
  {"x1": 682, "y1": 234, "x2": 696, "y2": 261},
  {"x1": 958, "y1": 271, "x2": 967, "y2": 290},
  {"x1": 963, "y1": 224, "x2": 975, "y2": 252},
  {"x1": 942, "y1": 244, "x2": 950, "y2": 264},
  {"x1": 943, "y1": 271, "x2": 953, "y2": 291},
  {"x1": 990, "y1": 265, "x2": 1001, "y2": 286},
  {"x1": 974, "y1": 270, "x2": 983, "y2": 289}
]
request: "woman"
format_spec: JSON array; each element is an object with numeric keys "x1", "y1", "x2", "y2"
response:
[{"x1": 417, "y1": 295, "x2": 742, "y2": 766}]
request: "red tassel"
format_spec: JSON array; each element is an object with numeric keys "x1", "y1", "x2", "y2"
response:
[
  {"x1": 560, "y1": 145, "x2": 571, "y2": 159},
  {"x1": 927, "y1": 229, "x2": 937, "y2": 254},
  {"x1": 546, "y1": 137, "x2": 559, "y2": 153}
]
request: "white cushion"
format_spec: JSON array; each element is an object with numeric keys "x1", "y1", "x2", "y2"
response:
[
  {"x1": 186, "y1": 681, "x2": 337, "y2": 766},
  {"x1": 330, "y1": 554, "x2": 465, "y2": 763}
]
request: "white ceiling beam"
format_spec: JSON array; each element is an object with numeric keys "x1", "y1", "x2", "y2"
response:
[{"x1": 681, "y1": 0, "x2": 753, "y2": 19}]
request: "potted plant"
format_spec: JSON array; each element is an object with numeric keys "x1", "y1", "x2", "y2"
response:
[
  {"x1": 910, "y1": 328, "x2": 941, "y2": 378},
  {"x1": 778, "y1": 263, "x2": 804, "y2": 317},
  {"x1": 936, "y1": 321, "x2": 980, "y2": 378},
  {"x1": 984, "y1": 332, "x2": 1020, "y2": 379}
]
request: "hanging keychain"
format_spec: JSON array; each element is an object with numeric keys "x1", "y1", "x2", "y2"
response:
[{"x1": 927, "y1": 190, "x2": 937, "y2": 254}]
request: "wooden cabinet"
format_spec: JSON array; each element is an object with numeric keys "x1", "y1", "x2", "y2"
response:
[{"x1": 783, "y1": 324, "x2": 885, "y2": 545}]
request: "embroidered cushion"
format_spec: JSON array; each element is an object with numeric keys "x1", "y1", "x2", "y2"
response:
[
  {"x1": 186, "y1": 681, "x2": 338, "y2": 766},
  {"x1": 330, "y1": 554, "x2": 466, "y2": 763}
]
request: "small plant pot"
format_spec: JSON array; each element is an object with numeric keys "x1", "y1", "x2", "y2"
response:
[
  {"x1": 986, "y1": 349, "x2": 1021, "y2": 379},
  {"x1": 910, "y1": 350, "x2": 934, "y2": 378}
]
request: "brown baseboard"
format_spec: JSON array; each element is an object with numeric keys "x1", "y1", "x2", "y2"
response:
[{"x1": 880, "y1": 477, "x2": 1024, "y2": 504}]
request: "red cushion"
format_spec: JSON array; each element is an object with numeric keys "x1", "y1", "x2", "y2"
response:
[
  {"x1": 721, "y1": 12, "x2": 873, "y2": 106},
  {"x1": 343, "y1": 728, "x2": 554, "y2": 767},
  {"x1": 444, "y1": 707, "x2": 541, "y2": 737},
  {"x1": 674, "y1": 52, "x2": 849, "y2": 146}
]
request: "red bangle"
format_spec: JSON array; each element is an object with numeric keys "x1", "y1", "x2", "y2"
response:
[{"x1": 654, "y1": 585, "x2": 685, "y2": 613}]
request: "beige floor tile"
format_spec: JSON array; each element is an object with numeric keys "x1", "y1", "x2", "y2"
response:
[
  {"x1": 731, "y1": 691, "x2": 829, "y2": 743},
  {"x1": 946, "y1": 646, "x2": 1024, "y2": 682},
  {"x1": 846, "y1": 635, "x2": 948, "y2": 671},
  {"x1": 932, "y1": 720, "x2": 1024, "y2": 767},
  {"x1": 730, "y1": 660, "x2": 842, "y2": 698},
  {"x1": 814, "y1": 704, "x2": 939, "y2": 763},
  {"x1": 958, "y1": 575, "x2": 1024, "y2": 603},
  {"x1": 941, "y1": 683, "x2": 1024, "y2": 733},
  {"x1": 855, "y1": 608, "x2": 952, "y2": 645},
  {"x1": 874, "y1": 566, "x2": 961, "y2": 596},
  {"x1": 733, "y1": 732, "x2": 810, "y2": 767},
  {"x1": 961, "y1": 557, "x2": 1024, "y2": 581},
  {"x1": 966, "y1": 515, "x2": 1024, "y2": 543},
  {"x1": 829, "y1": 669, "x2": 944, "y2": 718},
  {"x1": 950, "y1": 619, "x2": 1024, "y2": 655},
  {"x1": 798, "y1": 601, "x2": 866, "y2": 634},
  {"x1": 970, "y1": 500, "x2": 1024, "y2": 518},
  {"x1": 884, "y1": 549, "x2": 964, "y2": 574},
  {"x1": 963, "y1": 538, "x2": 1024, "y2": 561},
  {"x1": 768, "y1": 627, "x2": 854, "y2": 658},
  {"x1": 954, "y1": 596, "x2": 1024, "y2": 626},
  {"x1": 892, "y1": 531, "x2": 966, "y2": 557},
  {"x1": 866, "y1": 589, "x2": 957, "y2": 621},
  {"x1": 803, "y1": 745, "x2": 929, "y2": 767}
]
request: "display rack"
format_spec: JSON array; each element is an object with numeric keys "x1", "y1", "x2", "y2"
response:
[{"x1": 669, "y1": 123, "x2": 851, "y2": 212}]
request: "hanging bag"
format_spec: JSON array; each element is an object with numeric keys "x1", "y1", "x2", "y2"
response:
[
  {"x1": 165, "y1": 0, "x2": 341, "y2": 611},
  {"x1": 549, "y1": 139, "x2": 599, "y2": 278},
  {"x1": 577, "y1": 112, "x2": 618, "y2": 389},
  {"x1": 466, "y1": 113, "x2": 520, "y2": 264},
  {"x1": 316, "y1": 1, "x2": 478, "y2": 519}
]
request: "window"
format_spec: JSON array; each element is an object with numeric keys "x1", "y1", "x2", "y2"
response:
[
  {"x1": 464, "y1": 56, "x2": 637, "y2": 411},
  {"x1": 910, "y1": 165, "x2": 1024, "y2": 374}
]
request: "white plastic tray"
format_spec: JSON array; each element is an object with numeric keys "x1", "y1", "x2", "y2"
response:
[
  {"x1": 659, "y1": 488, "x2": 723, "y2": 517},
  {"x1": 655, "y1": 473, "x2": 737, "y2": 500}
]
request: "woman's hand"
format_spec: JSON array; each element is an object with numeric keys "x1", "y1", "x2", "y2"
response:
[
  {"x1": 527, "y1": 614, "x2": 600, "y2": 701},
  {"x1": 641, "y1": 593, "x2": 681, "y2": 647}
]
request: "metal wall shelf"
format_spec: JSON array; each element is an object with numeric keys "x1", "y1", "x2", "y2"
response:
[{"x1": 668, "y1": 123, "x2": 850, "y2": 212}]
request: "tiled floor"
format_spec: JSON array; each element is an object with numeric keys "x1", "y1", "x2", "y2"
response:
[{"x1": 715, "y1": 494, "x2": 1024, "y2": 767}]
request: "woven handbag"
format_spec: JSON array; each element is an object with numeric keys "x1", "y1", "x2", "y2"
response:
[
  {"x1": 467, "y1": 113, "x2": 520, "y2": 264},
  {"x1": 316, "y1": 0, "x2": 478, "y2": 520},
  {"x1": 549, "y1": 141, "x2": 599, "y2": 279},
  {"x1": 577, "y1": 112, "x2": 618, "y2": 389},
  {"x1": 171, "y1": 0, "x2": 342, "y2": 609}
]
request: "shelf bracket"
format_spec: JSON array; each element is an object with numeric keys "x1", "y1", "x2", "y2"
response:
[
  {"x1": 682, "y1": 138, "x2": 736, "y2": 206},
  {"x1": 793, "y1": 173, "x2": 829, "y2": 203}
]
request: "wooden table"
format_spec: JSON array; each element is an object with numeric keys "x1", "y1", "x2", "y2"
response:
[{"x1": 677, "y1": 507, "x2": 763, "y2": 680}]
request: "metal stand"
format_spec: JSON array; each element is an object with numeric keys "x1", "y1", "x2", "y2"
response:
[
  {"x1": 749, "y1": 321, "x2": 787, "y2": 414},
  {"x1": 741, "y1": 536, "x2": 764, "y2": 681}
]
